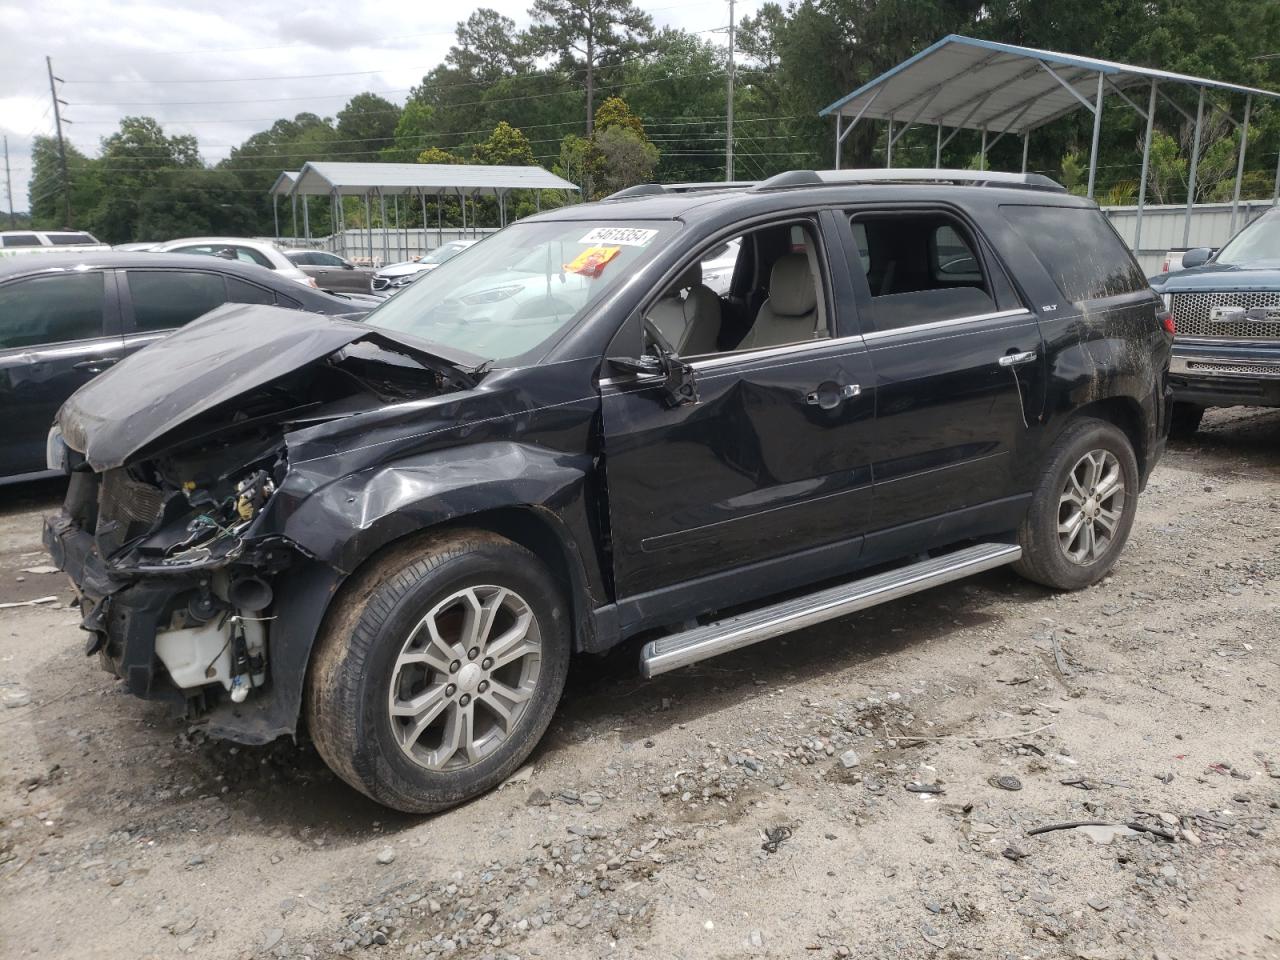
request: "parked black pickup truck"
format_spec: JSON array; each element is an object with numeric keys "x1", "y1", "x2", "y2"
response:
[
  {"x1": 1149, "y1": 206, "x2": 1280, "y2": 436},
  {"x1": 44, "y1": 169, "x2": 1172, "y2": 812}
]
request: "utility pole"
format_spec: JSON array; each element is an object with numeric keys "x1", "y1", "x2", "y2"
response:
[
  {"x1": 726, "y1": 0, "x2": 735, "y2": 181},
  {"x1": 3, "y1": 136, "x2": 14, "y2": 228},
  {"x1": 46, "y1": 56, "x2": 72, "y2": 227}
]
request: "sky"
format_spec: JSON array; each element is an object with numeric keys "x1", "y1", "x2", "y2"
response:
[{"x1": 0, "y1": 0, "x2": 765, "y2": 216}]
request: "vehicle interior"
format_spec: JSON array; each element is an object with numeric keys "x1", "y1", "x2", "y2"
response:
[{"x1": 646, "y1": 221, "x2": 829, "y2": 356}]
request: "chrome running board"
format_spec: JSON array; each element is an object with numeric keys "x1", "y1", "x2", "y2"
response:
[{"x1": 639, "y1": 542, "x2": 1021, "y2": 678}]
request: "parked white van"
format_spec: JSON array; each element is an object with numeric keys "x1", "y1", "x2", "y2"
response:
[{"x1": 0, "y1": 230, "x2": 111, "y2": 258}]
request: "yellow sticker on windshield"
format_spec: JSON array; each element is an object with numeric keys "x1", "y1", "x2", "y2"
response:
[{"x1": 564, "y1": 245, "x2": 621, "y2": 277}]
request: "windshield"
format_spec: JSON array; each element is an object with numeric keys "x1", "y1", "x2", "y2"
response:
[
  {"x1": 418, "y1": 242, "x2": 470, "y2": 265},
  {"x1": 364, "y1": 219, "x2": 678, "y2": 362},
  {"x1": 1216, "y1": 212, "x2": 1280, "y2": 266}
]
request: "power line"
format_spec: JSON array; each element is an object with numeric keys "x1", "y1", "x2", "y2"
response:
[{"x1": 63, "y1": 70, "x2": 389, "y2": 85}]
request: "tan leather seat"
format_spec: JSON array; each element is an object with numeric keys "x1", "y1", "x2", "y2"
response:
[
  {"x1": 645, "y1": 262, "x2": 721, "y2": 356},
  {"x1": 738, "y1": 253, "x2": 819, "y2": 351}
]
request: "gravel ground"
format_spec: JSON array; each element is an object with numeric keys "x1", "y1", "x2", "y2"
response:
[{"x1": 1, "y1": 407, "x2": 1277, "y2": 960}]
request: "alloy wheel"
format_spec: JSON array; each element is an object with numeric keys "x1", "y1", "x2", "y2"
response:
[
  {"x1": 387, "y1": 585, "x2": 542, "y2": 771},
  {"x1": 1057, "y1": 449, "x2": 1125, "y2": 565}
]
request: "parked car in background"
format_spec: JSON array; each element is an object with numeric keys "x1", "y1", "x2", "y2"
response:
[
  {"x1": 698, "y1": 236, "x2": 741, "y2": 295},
  {"x1": 1149, "y1": 207, "x2": 1280, "y2": 436},
  {"x1": 149, "y1": 237, "x2": 316, "y2": 287},
  {"x1": 370, "y1": 239, "x2": 480, "y2": 291},
  {"x1": 43, "y1": 169, "x2": 1170, "y2": 813},
  {"x1": 114, "y1": 241, "x2": 161, "y2": 252},
  {"x1": 1, "y1": 230, "x2": 110, "y2": 258},
  {"x1": 284, "y1": 249, "x2": 377, "y2": 294},
  {"x1": 1159, "y1": 247, "x2": 1194, "y2": 275},
  {"x1": 0, "y1": 253, "x2": 378, "y2": 484}
]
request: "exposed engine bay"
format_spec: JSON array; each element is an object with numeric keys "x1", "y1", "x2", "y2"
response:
[{"x1": 46, "y1": 308, "x2": 482, "y2": 721}]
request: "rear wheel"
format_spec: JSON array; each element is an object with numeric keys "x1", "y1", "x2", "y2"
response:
[
  {"x1": 1013, "y1": 418, "x2": 1140, "y2": 591},
  {"x1": 306, "y1": 530, "x2": 570, "y2": 813},
  {"x1": 1168, "y1": 402, "x2": 1205, "y2": 440}
]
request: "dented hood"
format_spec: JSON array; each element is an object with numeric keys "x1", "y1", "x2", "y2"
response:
[{"x1": 59, "y1": 303, "x2": 481, "y2": 470}]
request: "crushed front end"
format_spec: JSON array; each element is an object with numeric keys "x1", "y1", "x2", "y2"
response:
[{"x1": 42, "y1": 303, "x2": 482, "y2": 741}]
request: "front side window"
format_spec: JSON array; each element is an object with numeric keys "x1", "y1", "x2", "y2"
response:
[
  {"x1": 847, "y1": 212, "x2": 997, "y2": 332},
  {"x1": 0, "y1": 273, "x2": 105, "y2": 349},
  {"x1": 418, "y1": 242, "x2": 471, "y2": 266},
  {"x1": 127, "y1": 271, "x2": 228, "y2": 332},
  {"x1": 365, "y1": 220, "x2": 679, "y2": 362},
  {"x1": 1002, "y1": 205, "x2": 1147, "y2": 303},
  {"x1": 644, "y1": 220, "x2": 828, "y2": 357},
  {"x1": 1214, "y1": 211, "x2": 1280, "y2": 266}
]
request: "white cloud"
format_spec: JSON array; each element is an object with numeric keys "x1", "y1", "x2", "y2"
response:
[{"x1": 1, "y1": 0, "x2": 756, "y2": 214}]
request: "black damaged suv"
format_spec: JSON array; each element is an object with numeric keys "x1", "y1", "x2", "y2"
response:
[{"x1": 44, "y1": 169, "x2": 1172, "y2": 813}]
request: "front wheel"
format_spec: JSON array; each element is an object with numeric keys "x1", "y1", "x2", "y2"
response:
[
  {"x1": 1013, "y1": 418, "x2": 1140, "y2": 591},
  {"x1": 306, "y1": 530, "x2": 570, "y2": 813}
]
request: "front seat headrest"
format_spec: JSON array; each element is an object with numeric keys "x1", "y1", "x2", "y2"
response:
[{"x1": 768, "y1": 253, "x2": 817, "y2": 317}]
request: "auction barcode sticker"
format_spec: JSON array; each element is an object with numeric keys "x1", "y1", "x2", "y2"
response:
[{"x1": 578, "y1": 227, "x2": 658, "y2": 247}]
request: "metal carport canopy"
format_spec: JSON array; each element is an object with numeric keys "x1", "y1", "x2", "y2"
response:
[
  {"x1": 289, "y1": 161, "x2": 578, "y2": 197},
  {"x1": 821, "y1": 34, "x2": 1280, "y2": 248}
]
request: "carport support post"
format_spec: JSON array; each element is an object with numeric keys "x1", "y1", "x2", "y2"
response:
[
  {"x1": 1021, "y1": 132, "x2": 1029, "y2": 174},
  {"x1": 1229, "y1": 93, "x2": 1252, "y2": 233},
  {"x1": 364, "y1": 193, "x2": 373, "y2": 262},
  {"x1": 979, "y1": 127, "x2": 987, "y2": 171},
  {"x1": 378, "y1": 189, "x2": 389, "y2": 266},
  {"x1": 1087, "y1": 71, "x2": 1105, "y2": 199},
  {"x1": 436, "y1": 193, "x2": 443, "y2": 246},
  {"x1": 272, "y1": 195, "x2": 279, "y2": 242},
  {"x1": 834, "y1": 114, "x2": 842, "y2": 169},
  {"x1": 419, "y1": 189, "x2": 427, "y2": 256},
  {"x1": 302, "y1": 194, "x2": 310, "y2": 241},
  {"x1": 885, "y1": 117, "x2": 893, "y2": 168},
  {"x1": 1184, "y1": 87, "x2": 1206, "y2": 245},
  {"x1": 1134, "y1": 80, "x2": 1158, "y2": 253},
  {"x1": 935, "y1": 125, "x2": 942, "y2": 168},
  {"x1": 291, "y1": 193, "x2": 298, "y2": 241}
]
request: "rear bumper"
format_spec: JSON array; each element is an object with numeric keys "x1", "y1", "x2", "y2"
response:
[{"x1": 1169, "y1": 341, "x2": 1280, "y2": 408}]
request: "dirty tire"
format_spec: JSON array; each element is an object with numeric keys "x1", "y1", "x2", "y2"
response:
[
  {"x1": 1168, "y1": 402, "x2": 1205, "y2": 440},
  {"x1": 305, "y1": 530, "x2": 570, "y2": 814},
  {"x1": 1012, "y1": 418, "x2": 1140, "y2": 591}
]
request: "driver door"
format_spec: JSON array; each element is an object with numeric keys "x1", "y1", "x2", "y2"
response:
[{"x1": 599, "y1": 213, "x2": 878, "y2": 633}]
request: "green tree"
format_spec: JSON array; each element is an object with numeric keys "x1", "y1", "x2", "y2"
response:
[
  {"x1": 527, "y1": 0, "x2": 654, "y2": 133},
  {"x1": 418, "y1": 146, "x2": 464, "y2": 164},
  {"x1": 472, "y1": 122, "x2": 537, "y2": 165},
  {"x1": 91, "y1": 117, "x2": 203, "y2": 242},
  {"x1": 447, "y1": 9, "x2": 533, "y2": 83},
  {"x1": 336, "y1": 93, "x2": 402, "y2": 160},
  {"x1": 135, "y1": 169, "x2": 257, "y2": 240}
]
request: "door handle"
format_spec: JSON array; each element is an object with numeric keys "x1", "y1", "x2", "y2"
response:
[
  {"x1": 805, "y1": 383, "x2": 861, "y2": 407},
  {"x1": 73, "y1": 357, "x2": 120, "y2": 371},
  {"x1": 998, "y1": 350, "x2": 1037, "y2": 367}
]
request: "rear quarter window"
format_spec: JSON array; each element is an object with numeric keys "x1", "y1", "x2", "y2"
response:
[{"x1": 1001, "y1": 205, "x2": 1147, "y2": 304}]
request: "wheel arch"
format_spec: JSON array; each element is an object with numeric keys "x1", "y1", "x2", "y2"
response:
[{"x1": 1063, "y1": 396, "x2": 1148, "y2": 479}]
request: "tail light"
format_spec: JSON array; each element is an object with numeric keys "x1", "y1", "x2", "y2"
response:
[{"x1": 1158, "y1": 307, "x2": 1175, "y2": 335}]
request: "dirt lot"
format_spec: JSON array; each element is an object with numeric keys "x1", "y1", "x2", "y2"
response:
[{"x1": 1, "y1": 408, "x2": 1277, "y2": 960}]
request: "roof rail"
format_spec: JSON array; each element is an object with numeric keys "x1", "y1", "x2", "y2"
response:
[
  {"x1": 752, "y1": 168, "x2": 1067, "y2": 193},
  {"x1": 603, "y1": 180, "x2": 757, "y2": 201}
]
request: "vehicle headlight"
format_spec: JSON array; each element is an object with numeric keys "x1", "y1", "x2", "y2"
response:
[
  {"x1": 46, "y1": 425, "x2": 70, "y2": 473},
  {"x1": 389, "y1": 275, "x2": 417, "y2": 287},
  {"x1": 461, "y1": 284, "x2": 523, "y2": 305}
]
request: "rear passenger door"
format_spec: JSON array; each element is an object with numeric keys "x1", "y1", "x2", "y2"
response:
[
  {"x1": 0, "y1": 270, "x2": 123, "y2": 477},
  {"x1": 837, "y1": 207, "x2": 1044, "y2": 544}
]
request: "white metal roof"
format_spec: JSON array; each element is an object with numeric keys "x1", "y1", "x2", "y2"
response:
[
  {"x1": 269, "y1": 171, "x2": 299, "y2": 197},
  {"x1": 289, "y1": 161, "x2": 578, "y2": 197},
  {"x1": 821, "y1": 34, "x2": 1280, "y2": 135}
]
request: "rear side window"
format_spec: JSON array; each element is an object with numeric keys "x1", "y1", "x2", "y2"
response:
[
  {"x1": 847, "y1": 212, "x2": 997, "y2": 332},
  {"x1": 226, "y1": 277, "x2": 276, "y2": 305},
  {"x1": 2, "y1": 234, "x2": 42, "y2": 247},
  {"x1": 0, "y1": 273, "x2": 106, "y2": 348},
  {"x1": 47, "y1": 232, "x2": 98, "y2": 246},
  {"x1": 127, "y1": 271, "x2": 228, "y2": 332},
  {"x1": 1001, "y1": 205, "x2": 1147, "y2": 303}
]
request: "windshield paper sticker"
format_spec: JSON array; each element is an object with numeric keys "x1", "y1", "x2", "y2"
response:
[
  {"x1": 564, "y1": 246, "x2": 621, "y2": 277},
  {"x1": 578, "y1": 227, "x2": 657, "y2": 247}
]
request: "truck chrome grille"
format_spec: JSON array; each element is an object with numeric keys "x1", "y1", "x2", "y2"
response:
[
  {"x1": 1172, "y1": 291, "x2": 1280, "y2": 339},
  {"x1": 1185, "y1": 360, "x2": 1279, "y2": 376}
]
